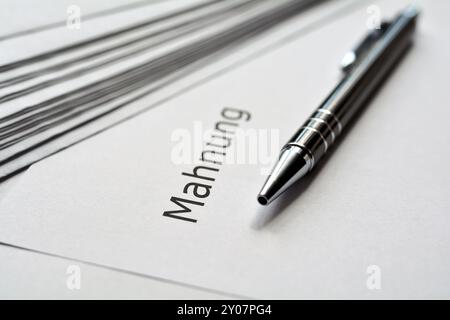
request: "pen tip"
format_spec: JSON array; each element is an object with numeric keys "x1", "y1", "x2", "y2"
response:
[
  {"x1": 257, "y1": 195, "x2": 269, "y2": 206},
  {"x1": 257, "y1": 145, "x2": 311, "y2": 206}
]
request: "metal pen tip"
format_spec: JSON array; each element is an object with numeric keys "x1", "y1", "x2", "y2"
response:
[
  {"x1": 257, "y1": 195, "x2": 269, "y2": 206},
  {"x1": 257, "y1": 145, "x2": 312, "y2": 206}
]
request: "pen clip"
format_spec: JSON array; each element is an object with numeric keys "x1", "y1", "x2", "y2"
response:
[{"x1": 341, "y1": 21, "x2": 391, "y2": 74}]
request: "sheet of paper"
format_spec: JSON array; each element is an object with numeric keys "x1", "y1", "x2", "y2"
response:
[
  {"x1": 0, "y1": 245, "x2": 229, "y2": 299},
  {"x1": 0, "y1": 0, "x2": 158, "y2": 41},
  {"x1": 1, "y1": 0, "x2": 449, "y2": 299},
  {"x1": 0, "y1": 0, "x2": 228, "y2": 299},
  {"x1": 0, "y1": 0, "x2": 334, "y2": 180},
  {"x1": 0, "y1": 174, "x2": 228, "y2": 299},
  {"x1": 0, "y1": 0, "x2": 206, "y2": 61}
]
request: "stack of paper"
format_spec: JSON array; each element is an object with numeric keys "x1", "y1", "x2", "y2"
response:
[{"x1": 0, "y1": 0, "x2": 328, "y2": 180}]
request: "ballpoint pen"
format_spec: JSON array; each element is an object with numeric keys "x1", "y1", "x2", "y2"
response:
[{"x1": 257, "y1": 5, "x2": 419, "y2": 205}]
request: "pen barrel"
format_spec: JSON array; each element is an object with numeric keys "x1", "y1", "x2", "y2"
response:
[{"x1": 284, "y1": 7, "x2": 418, "y2": 168}]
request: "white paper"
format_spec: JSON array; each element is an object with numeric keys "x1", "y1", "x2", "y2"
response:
[
  {"x1": 0, "y1": 0, "x2": 161, "y2": 41},
  {"x1": 1, "y1": 0, "x2": 449, "y2": 299},
  {"x1": 0, "y1": 245, "x2": 229, "y2": 299},
  {"x1": 0, "y1": 0, "x2": 228, "y2": 300},
  {"x1": 0, "y1": 0, "x2": 330, "y2": 180}
]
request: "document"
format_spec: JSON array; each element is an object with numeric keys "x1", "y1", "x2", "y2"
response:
[
  {"x1": 0, "y1": 0, "x2": 333, "y2": 180},
  {"x1": 1, "y1": 0, "x2": 450, "y2": 299},
  {"x1": 0, "y1": 244, "x2": 228, "y2": 299},
  {"x1": 0, "y1": 0, "x2": 230, "y2": 299},
  {"x1": 0, "y1": 0, "x2": 155, "y2": 41}
]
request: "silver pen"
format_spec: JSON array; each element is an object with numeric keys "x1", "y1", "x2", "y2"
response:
[{"x1": 257, "y1": 5, "x2": 419, "y2": 205}]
